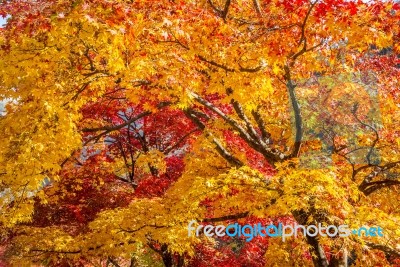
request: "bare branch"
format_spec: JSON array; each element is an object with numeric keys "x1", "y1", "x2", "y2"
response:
[
  {"x1": 284, "y1": 65, "x2": 303, "y2": 158},
  {"x1": 82, "y1": 102, "x2": 171, "y2": 146},
  {"x1": 251, "y1": 109, "x2": 271, "y2": 141},
  {"x1": 231, "y1": 100, "x2": 259, "y2": 139},
  {"x1": 184, "y1": 109, "x2": 244, "y2": 167},
  {"x1": 107, "y1": 257, "x2": 121, "y2": 267},
  {"x1": 191, "y1": 92, "x2": 287, "y2": 162},
  {"x1": 82, "y1": 111, "x2": 151, "y2": 133},
  {"x1": 163, "y1": 128, "x2": 199, "y2": 154},
  {"x1": 363, "y1": 180, "x2": 400, "y2": 195},
  {"x1": 207, "y1": 0, "x2": 231, "y2": 21},
  {"x1": 202, "y1": 211, "x2": 249, "y2": 222},
  {"x1": 298, "y1": 0, "x2": 319, "y2": 46},
  {"x1": 197, "y1": 55, "x2": 235, "y2": 72},
  {"x1": 222, "y1": 0, "x2": 232, "y2": 21},
  {"x1": 358, "y1": 161, "x2": 400, "y2": 194},
  {"x1": 252, "y1": 0, "x2": 263, "y2": 16},
  {"x1": 366, "y1": 242, "x2": 400, "y2": 259},
  {"x1": 207, "y1": 0, "x2": 223, "y2": 15}
]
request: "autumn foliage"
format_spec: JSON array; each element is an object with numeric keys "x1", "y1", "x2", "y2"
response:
[{"x1": 0, "y1": 0, "x2": 400, "y2": 266}]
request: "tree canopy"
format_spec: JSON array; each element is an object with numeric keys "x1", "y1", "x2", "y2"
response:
[{"x1": 0, "y1": 0, "x2": 400, "y2": 266}]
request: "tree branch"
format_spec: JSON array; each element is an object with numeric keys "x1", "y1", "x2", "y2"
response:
[
  {"x1": 284, "y1": 65, "x2": 303, "y2": 158},
  {"x1": 197, "y1": 55, "x2": 235, "y2": 72},
  {"x1": 252, "y1": 0, "x2": 263, "y2": 17},
  {"x1": 163, "y1": 128, "x2": 200, "y2": 154},
  {"x1": 366, "y1": 242, "x2": 400, "y2": 259},
  {"x1": 251, "y1": 109, "x2": 271, "y2": 141},
  {"x1": 202, "y1": 211, "x2": 249, "y2": 223},
  {"x1": 358, "y1": 161, "x2": 400, "y2": 194},
  {"x1": 363, "y1": 179, "x2": 400, "y2": 196},
  {"x1": 82, "y1": 111, "x2": 151, "y2": 133},
  {"x1": 184, "y1": 109, "x2": 244, "y2": 167},
  {"x1": 191, "y1": 92, "x2": 286, "y2": 162}
]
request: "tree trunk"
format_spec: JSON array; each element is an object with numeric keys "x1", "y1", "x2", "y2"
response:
[
  {"x1": 161, "y1": 244, "x2": 173, "y2": 267},
  {"x1": 328, "y1": 249, "x2": 348, "y2": 267},
  {"x1": 292, "y1": 210, "x2": 330, "y2": 267}
]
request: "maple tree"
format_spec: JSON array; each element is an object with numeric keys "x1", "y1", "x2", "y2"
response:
[{"x1": 0, "y1": 0, "x2": 400, "y2": 266}]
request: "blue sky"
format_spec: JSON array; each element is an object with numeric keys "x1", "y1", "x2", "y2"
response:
[{"x1": 0, "y1": 17, "x2": 7, "y2": 27}]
